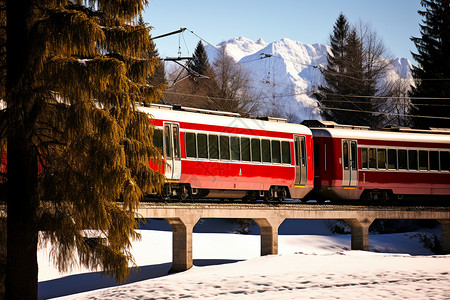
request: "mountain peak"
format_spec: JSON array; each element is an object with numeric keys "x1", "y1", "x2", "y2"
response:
[{"x1": 205, "y1": 36, "x2": 412, "y2": 122}]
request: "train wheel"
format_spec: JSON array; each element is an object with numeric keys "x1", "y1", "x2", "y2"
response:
[
  {"x1": 243, "y1": 191, "x2": 257, "y2": 203},
  {"x1": 178, "y1": 185, "x2": 189, "y2": 201},
  {"x1": 277, "y1": 188, "x2": 287, "y2": 202}
]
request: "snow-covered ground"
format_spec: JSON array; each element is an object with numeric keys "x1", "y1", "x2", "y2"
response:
[{"x1": 38, "y1": 219, "x2": 450, "y2": 300}]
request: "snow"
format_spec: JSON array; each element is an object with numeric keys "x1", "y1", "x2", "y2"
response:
[
  {"x1": 205, "y1": 37, "x2": 414, "y2": 122},
  {"x1": 37, "y1": 219, "x2": 450, "y2": 300}
]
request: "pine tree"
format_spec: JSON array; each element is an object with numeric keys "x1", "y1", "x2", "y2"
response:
[
  {"x1": 2, "y1": 1, "x2": 165, "y2": 299},
  {"x1": 316, "y1": 14, "x2": 391, "y2": 127},
  {"x1": 188, "y1": 41, "x2": 211, "y2": 76},
  {"x1": 410, "y1": 0, "x2": 450, "y2": 129},
  {"x1": 137, "y1": 13, "x2": 167, "y2": 102},
  {"x1": 315, "y1": 13, "x2": 361, "y2": 124}
]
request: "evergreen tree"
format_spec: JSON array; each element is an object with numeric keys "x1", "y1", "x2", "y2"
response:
[
  {"x1": 315, "y1": 13, "x2": 363, "y2": 124},
  {"x1": 1, "y1": 1, "x2": 165, "y2": 299},
  {"x1": 315, "y1": 14, "x2": 391, "y2": 127},
  {"x1": 410, "y1": 0, "x2": 450, "y2": 129},
  {"x1": 137, "y1": 14, "x2": 167, "y2": 104},
  {"x1": 188, "y1": 41, "x2": 211, "y2": 76}
]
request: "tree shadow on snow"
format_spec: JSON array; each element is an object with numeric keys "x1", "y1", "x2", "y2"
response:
[{"x1": 38, "y1": 259, "x2": 240, "y2": 300}]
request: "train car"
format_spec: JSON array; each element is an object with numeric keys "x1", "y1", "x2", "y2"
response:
[
  {"x1": 140, "y1": 104, "x2": 314, "y2": 201},
  {"x1": 304, "y1": 120, "x2": 450, "y2": 202}
]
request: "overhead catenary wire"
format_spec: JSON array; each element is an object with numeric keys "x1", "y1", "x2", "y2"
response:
[{"x1": 162, "y1": 91, "x2": 450, "y2": 121}]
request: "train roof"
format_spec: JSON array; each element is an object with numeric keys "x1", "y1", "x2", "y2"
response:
[
  {"x1": 138, "y1": 104, "x2": 312, "y2": 135},
  {"x1": 302, "y1": 120, "x2": 450, "y2": 145}
]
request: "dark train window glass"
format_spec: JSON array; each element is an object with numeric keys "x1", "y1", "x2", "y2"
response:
[
  {"x1": 377, "y1": 149, "x2": 386, "y2": 169},
  {"x1": 220, "y1": 136, "x2": 230, "y2": 160},
  {"x1": 419, "y1": 150, "x2": 428, "y2": 171},
  {"x1": 440, "y1": 151, "x2": 450, "y2": 172},
  {"x1": 430, "y1": 151, "x2": 439, "y2": 171},
  {"x1": 241, "y1": 138, "x2": 250, "y2": 162},
  {"x1": 361, "y1": 148, "x2": 368, "y2": 169},
  {"x1": 398, "y1": 149, "x2": 407, "y2": 169},
  {"x1": 368, "y1": 148, "x2": 376, "y2": 169},
  {"x1": 262, "y1": 139, "x2": 271, "y2": 163},
  {"x1": 351, "y1": 141, "x2": 357, "y2": 169},
  {"x1": 185, "y1": 132, "x2": 196, "y2": 158},
  {"x1": 271, "y1": 140, "x2": 281, "y2": 163},
  {"x1": 251, "y1": 139, "x2": 261, "y2": 162},
  {"x1": 231, "y1": 136, "x2": 240, "y2": 161},
  {"x1": 209, "y1": 135, "x2": 219, "y2": 159},
  {"x1": 152, "y1": 129, "x2": 163, "y2": 149},
  {"x1": 172, "y1": 125, "x2": 180, "y2": 159},
  {"x1": 282, "y1": 141, "x2": 291, "y2": 164},
  {"x1": 408, "y1": 150, "x2": 418, "y2": 170},
  {"x1": 301, "y1": 137, "x2": 307, "y2": 167},
  {"x1": 343, "y1": 141, "x2": 349, "y2": 169},
  {"x1": 164, "y1": 124, "x2": 172, "y2": 158},
  {"x1": 197, "y1": 133, "x2": 208, "y2": 159},
  {"x1": 388, "y1": 149, "x2": 397, "y2": 169}
]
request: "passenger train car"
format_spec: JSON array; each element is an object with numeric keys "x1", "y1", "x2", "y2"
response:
[
  {"x1": 141, "y1": 104, "x2": 314, "y2": 201},
  {"x1": 304, "y1": 120, "x2": 450, "y2": 202}
]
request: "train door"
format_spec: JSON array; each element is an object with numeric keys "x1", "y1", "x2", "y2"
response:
[
  {"x1": 342, "y1": 139, "x2": 358, "y2": 186},
  {"x1": 163, "y1": 123, "x2": 181, "y2": 181},
  {"x1": 294, "y1": 135, "x2": 307, "y2": 185}
]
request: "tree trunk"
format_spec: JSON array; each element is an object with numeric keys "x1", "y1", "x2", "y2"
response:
[
  {"x1": 5, "y1": 0, "x2": 40, "y2": 299},
  {"x1": 0, "y1": 217, "x2": 5, "y2": 300},
  {"x1": 5, "y1": 144, "x2": 39, "y2": 300}
]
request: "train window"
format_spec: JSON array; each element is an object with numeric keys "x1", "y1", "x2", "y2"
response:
[
  {"x1": 301, "y1": 137, "x2": 307, "y2": 167},
  {"x1": 419, "y1": 150, "x2": 428, "y2": 171},
  {"x1": 387, "y1": 149, "x2": 397, "y2": 170},
  {"x1": 209, "y1": 135, "x2": 219, "y2": 160},
  {"x1": 377, "y1": 149, "x2": 386, "y2": 169},
  {"x1": 231, "y1": 136, "x2": 240, "y2": 161},
  {"x1": 441, "y1": 151, "x2": 450, "y2": 172},
  {"x1": 351, "y1": 141, "x2": 357, "y2": 169},
  {"x1": 197, "y1": 133, "x2": 208, "y2": 159},
  {"x1": 343, "y1": 141, "x2": 349, "y2": 169},
  {"x1": 271, "y1": 140, "x2": 281, "y2": 163},
  {"x1": 185, "y1": 132, "x2": 197, "y2": 158},
  {"x1": 164, "y1": 124, "x2": 172, "y2": 158},
  {"x1": 251, "y1": 139, "x2": 261, "y2": 162},
  {"x1": 361, "y1": 148, "x2": 368, "y2": 169},
  {"x1": 220, "y1": 136, "x2": 230, "y2": 160},
  {"x1": 262, "y1": 139, "x2": 271, "y2": 163},
  {"x1": 241, "y1": 138, "x2": 251, "y2": 162},
  {"x1": 398, "y1": 149, "x2": 407, "y2": 169},
  {"x1": 282, "y1": 141, "x2": 291, "y2": 164},
  {"x1": 368, "y1": 148, "x2": 376, "y2": 169},
  {"x1": 430, "y1": 151, "x2": 439, "y2": 171},
  {"x1": 152, "y1": 129, "x2": 163, "y2": 149},
  {"x1": 172, "y1": 125, "x2": 181, "y2": 159},
  {"x1": 408, "y1": 150, "x2": 418, "y2": 170}
]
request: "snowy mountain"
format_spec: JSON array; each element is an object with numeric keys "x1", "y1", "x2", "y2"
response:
[{"x1": 205, "y1": 37, "x2": 413, "y2": 122}]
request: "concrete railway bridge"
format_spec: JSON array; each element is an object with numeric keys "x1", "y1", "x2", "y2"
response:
[
  {"x1": 0, "y1": 203, "x2": 449, "y2": 274},
  {"x1": 136, "y1": 203, "x2": 450, "y2": 272}
]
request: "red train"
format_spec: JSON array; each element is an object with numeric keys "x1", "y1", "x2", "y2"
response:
[
  {"x1": 143, "y1": 104, "x2": 450, "y2": 203},
  {"x1": 143, "y1": 104, "x2": 314, "y2": 201},
  {"x1": 304, "y1": 120, "x2": 450, "y2": 202}
]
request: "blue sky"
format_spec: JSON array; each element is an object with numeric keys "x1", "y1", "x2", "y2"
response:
[{"x1": 143, "y1": 0, "x2": 422, "y2": 63}]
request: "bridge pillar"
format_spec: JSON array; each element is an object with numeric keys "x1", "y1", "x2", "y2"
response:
[
  {"x1": 439, "y1": 220, "x2": 450, "y2": 254},
  {"x1": 254, "y1": 217, "x2": 284, "y2": 256},
  {"x1": 344, "y1": 218, "x2": 374, "y2": 251},
  {"x1": 166, "y1": 216, "x2": 200, "y2": 273}
]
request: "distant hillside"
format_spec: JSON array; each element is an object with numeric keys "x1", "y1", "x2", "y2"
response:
[{"x1": 205, "y1": 37, "x2": 413, "y2": 122}]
